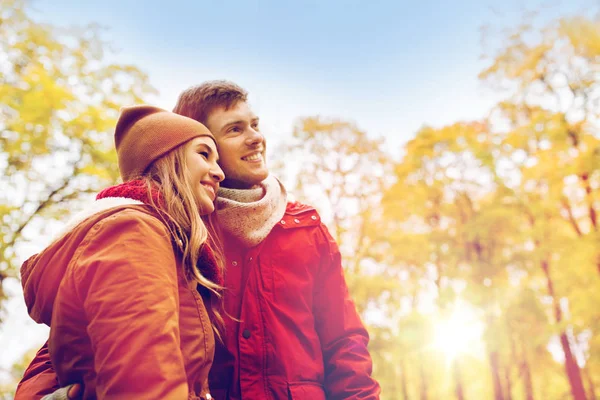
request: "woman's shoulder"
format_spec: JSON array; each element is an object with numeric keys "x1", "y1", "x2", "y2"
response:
[
  {"x1": 88, "y1": 205, "x2": 170, "y2": 239},
  {"x1": 98, "y1": 205, "x2": 163, "y2": 224},
  {"x1": 53, "y1": 204, "x2": 172, "y2": 255},
  {"x1": 51, "y1": 197, "x2": 165, "y2": 243},
  {"x1": 69, "y1": 206, "x2": 178, "y2": 281}
]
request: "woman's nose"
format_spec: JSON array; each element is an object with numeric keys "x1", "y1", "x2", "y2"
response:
[{"x1": 211, "y1": 164, "x2": 225, "y2": 183}]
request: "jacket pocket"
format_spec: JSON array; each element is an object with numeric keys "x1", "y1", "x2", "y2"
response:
[{"x1": 287, "y1": 382, "x2": 326, "y2": 400}]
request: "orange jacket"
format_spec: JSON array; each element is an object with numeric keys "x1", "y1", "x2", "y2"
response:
[{"x1": 18, "y1": 204, "x2": 215, "y2": 400}]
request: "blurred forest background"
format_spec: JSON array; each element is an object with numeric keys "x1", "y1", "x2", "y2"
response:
[{"x1": 1, "y1": 0, "x2": 599, "y2": 398}]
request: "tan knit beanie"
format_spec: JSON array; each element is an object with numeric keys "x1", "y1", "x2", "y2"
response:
[{"x1": 114, "y1": 105, "x2": 215, "y2": 181}]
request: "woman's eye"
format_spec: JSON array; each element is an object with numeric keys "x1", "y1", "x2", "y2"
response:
[{"x1": 198, "y1": 151, "x2": 209, "y2": 158}]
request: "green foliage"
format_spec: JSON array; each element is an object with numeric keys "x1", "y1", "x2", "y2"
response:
[
  {"x1": 0, "y1": 0, "x2": 156, "y2": 311},
  {"x1": 273, "y1": 11, "x2": 600, "y2": 400},
  {"x1": 1, "y1": 2, "x2": 599, "y2": 399},
  {"x1": 0, "y1": 346, "x2": 37, "y2": 399},
  {"x1": 272, "y1": 116, "x2": 394, "y2": 308}
]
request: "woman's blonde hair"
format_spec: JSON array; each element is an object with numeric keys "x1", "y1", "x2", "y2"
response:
[{"x1": 141, "y1": 140, "x2": 225, "y2": 340}]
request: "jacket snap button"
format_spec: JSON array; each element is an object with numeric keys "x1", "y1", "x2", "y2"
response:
[
  {"x1": 294, "y1": 218, "x2": 300, "y2": 223},
  {"x1": 242, "y1": 329, "x2": 251, "y2": 339},
  {"x1": 232, "y1": 261, "x2": 238, "y2": 266},
  {"x1": 280, "y1": 220, "x2": 286, "y2": 225},
  {"x1": 311, "y1": 215, "x2": 317, "y2": 220}
]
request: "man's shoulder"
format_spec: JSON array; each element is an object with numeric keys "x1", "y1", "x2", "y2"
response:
[
  {"x1": 278, "y1": 201, "x2": 329, "y2": 232},
  {"x1": 285, "y1": 200, "x2": 316, "y2": 215},
  {"x1": 284, "y1": 201, "x2": 326, "y2": 222}
]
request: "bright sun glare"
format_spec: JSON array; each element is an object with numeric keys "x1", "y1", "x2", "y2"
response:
[{"x1": 432, "y1": 303, "x2": 485, "y2": 363}]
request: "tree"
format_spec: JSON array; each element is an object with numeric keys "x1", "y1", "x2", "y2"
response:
[
  {"x1": 273, "y1": 116, "x2": 395, "y2": 310},
  {"x1": 271, "y1": 116, "x2": 401, "y2": 394},
  {"x1": 480, "y1": 11, "x2": 600, "y2": 400},
  {"x1": 0, "y1": 346, "x2": 37, "y2": 399},
  {"x1": 0, "y1": 0, "x2": 157, "y2": 314}
]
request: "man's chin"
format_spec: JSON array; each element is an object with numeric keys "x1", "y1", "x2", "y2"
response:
[
  {"x1": 244, "y1": 167, "x2": 269, "y2": 183},
  {"x1": 246, "y1": 174, "x2": 269, "y2": 188},
  {"x1": 221, "y1": 171, "x2": 269, "y2": 190}
]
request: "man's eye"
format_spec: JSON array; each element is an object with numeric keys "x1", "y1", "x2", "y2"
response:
[
  {"x1": 251, "y1": 123, "x2": 259, "y2": 130},
  {"x1": 229, "y1": 126, "x2": 241, "y2": 133}
]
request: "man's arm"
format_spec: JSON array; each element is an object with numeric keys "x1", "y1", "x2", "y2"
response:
[
  {"x1": 313, "y1": 225, "x2": 381, "y2": 400},
  {"x1": 15, "y1": 341, "x2": 60, "y2": 399}
]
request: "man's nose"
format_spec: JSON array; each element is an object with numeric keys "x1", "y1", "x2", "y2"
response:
[{"x1": 245, "y1": 128, "x2": 263, "y2": 146}]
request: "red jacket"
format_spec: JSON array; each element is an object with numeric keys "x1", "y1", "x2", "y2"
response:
[
  {"x1": 16, "y1": 202, "x2": 380, "y2": 399},
  {"x1": 208, "y1": 202, "x2": 379, "y2": 399}
]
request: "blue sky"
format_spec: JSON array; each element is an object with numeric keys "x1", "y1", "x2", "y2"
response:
[
  {"x1": 0, "y1": 0, "x2": 595, "y2": 376},
  {"x1": 26, "y1": 0, "x2": 593, "y2": 151}
]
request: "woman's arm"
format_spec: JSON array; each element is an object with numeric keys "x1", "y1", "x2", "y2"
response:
[{"x1": 72, "y1": 210, "x2": 188, "y2": 399}]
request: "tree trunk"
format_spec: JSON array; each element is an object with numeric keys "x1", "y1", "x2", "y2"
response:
[
  {"x1": 520, "y1": 353, "x2": 535, "y2": 400},
  {"x1": 401, "y1": 358, "x2": 410, "y2": 400},
  {"x1": 507, "y1": 330, "x2": 520, "y2": 400},
  {"x1": 453, "y1": 360, "x2": 466, "y2": 400},
  {"x1": 579, "y1": 173, "x2": 600, "y2": 276},
  {"x1": 504, "y1": 364, "x2": 513, "y2": 400},
  {"x1": 580, "y1": 173, "x2": 597, "y2": 231},
  {"x1": 489, "y1": 351, "x2": 505, "y2": 400},
  {"x1": 541, "y1": 259, "x2": 588, "y2": 400},
  {"x1": 419, "y1": 355, "x2": 429, "y2": 400},
  {"x1": 558, "y1": 332, "x2": 588, "y2": 400},
  {"x1": 584, "y1": 367, "x2": 597, "y2": 400}
]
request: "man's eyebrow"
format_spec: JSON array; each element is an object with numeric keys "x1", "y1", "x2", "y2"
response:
[
  {"x1": 222, "y1": 120, "x2": 245, "y2": 130},
  {"x1": 222, "y1": 116, "x2": 259, "y2": 130}
]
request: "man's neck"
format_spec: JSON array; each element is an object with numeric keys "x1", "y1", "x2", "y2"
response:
[{"x1": 221, "y1": 180, "x2": 261, "y2": 190}]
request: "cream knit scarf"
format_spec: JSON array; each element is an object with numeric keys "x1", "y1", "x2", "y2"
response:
[{"x1": 215, "y1": 174, "x2": 287, "y2": 248}]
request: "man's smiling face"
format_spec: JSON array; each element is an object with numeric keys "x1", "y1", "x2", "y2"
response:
[{"x1": 204, "y1": 101, "x2": 268, "y2": 189}]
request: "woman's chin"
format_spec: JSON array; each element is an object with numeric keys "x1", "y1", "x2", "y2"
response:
[{"x1": 198, "y1": 201, "x2": 215, "y2": 216}]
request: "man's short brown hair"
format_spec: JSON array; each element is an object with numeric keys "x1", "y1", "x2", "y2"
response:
[{"x1": 173, "y1": 80, "x2": 248, "y2": 125}]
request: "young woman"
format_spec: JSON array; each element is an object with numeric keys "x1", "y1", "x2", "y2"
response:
[{"x1": 19, "y1": 105, "x2": 224, "y2": 399}]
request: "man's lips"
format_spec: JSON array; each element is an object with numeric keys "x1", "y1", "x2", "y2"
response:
[{"x1": 242, "y1": 152, "x2": 264, "y2": 162}]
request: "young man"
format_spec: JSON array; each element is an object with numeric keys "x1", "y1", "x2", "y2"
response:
[{"x1": 16, "y1": 81, "x2": 380, "y2": 400}]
